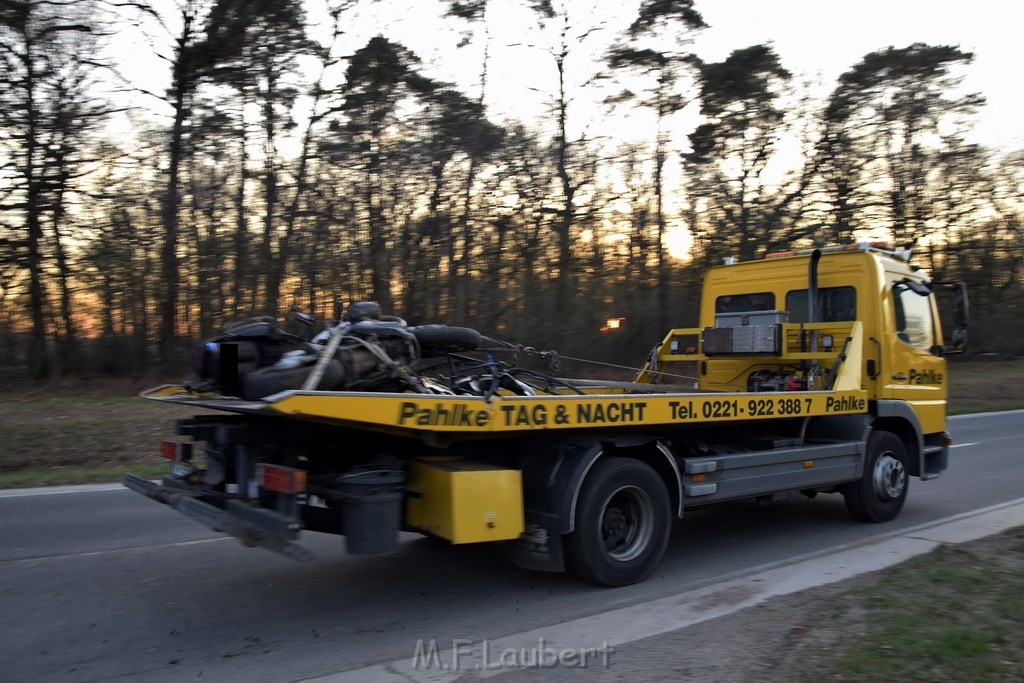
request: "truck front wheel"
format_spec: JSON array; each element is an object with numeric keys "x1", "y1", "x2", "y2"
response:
[
  {"x1": 565, "y1": 457, "x2": 671, "y2": 587},
  {"x1": 844, "y1": 430, "x2": 909, "y2": 523}
]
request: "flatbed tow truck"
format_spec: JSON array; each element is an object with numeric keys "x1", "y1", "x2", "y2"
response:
[{"x1": 125, "y1": 243, "x2": 968, "y2": 586}]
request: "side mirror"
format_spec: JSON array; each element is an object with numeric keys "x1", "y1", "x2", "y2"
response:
[
  {"x1": 949, "y1": 327, "x2": 967, "y2": 353},
  {"x1": 934, "y1": 281, "x2": 969, "y2": 355},
  {"x1": 952, "y1": 283, "x2": 969, "y2": 329},
  {"x1": 898, "y1": 278, "x2": 933, "y2": 297}
]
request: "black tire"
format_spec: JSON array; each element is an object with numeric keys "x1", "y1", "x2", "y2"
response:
[
  {"x1": 844, "y1": 430, "x2": 909, "y2": 523},
  {"x1": 564, "y1": 457, "x2": 672, "y2": 587},
  {"x1": 408, "y1": 325, "x2": 482, "y2": 356},
  {"x1": 240, "y1": 360, "x2": 343, "y2": 399}
]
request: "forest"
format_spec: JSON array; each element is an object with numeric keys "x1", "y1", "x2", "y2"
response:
[{"x1": 1, "y1": 0, "x2": 1022, "y2": 382}]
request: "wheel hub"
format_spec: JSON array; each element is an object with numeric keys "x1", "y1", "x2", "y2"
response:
[
  {"x1": 602, "y1": 508, "x2": 630, "y2": 549},
  {"x1": 599, "y1": 486, "x2": 654, "y2": 561},
  {"x1": 873, "y1": 452, "x2": 907, "y2": 500}
]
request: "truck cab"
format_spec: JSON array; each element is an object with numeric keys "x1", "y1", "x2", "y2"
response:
[
  {"x1": 698, "y1": 244, "x2": 960, "y2": 401},
  {"x1": 655, "y1": 243, "x2": 967, "y2": 480}
]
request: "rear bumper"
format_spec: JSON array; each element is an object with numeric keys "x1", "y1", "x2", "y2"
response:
[{"x1": 122, "y1": 473, "x2": 314, "y2": 560}]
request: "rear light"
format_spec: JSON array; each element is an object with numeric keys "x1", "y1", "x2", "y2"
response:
[
  {"x1": 161, "y1": 440, "x2": 192, "y2": 461},
  {"x1": 162, "y1": 441, "x2": 194, "y2": 478},
  {"x1": 257, "y1": 463, "x2": 307, "y2": 494}
]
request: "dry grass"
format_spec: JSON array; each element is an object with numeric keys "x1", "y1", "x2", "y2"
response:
[
  {"x1": 947, "y1": 356, "x2": 1024, "y2": 414},
  {"x1": 795, "y1": 527, "x2": 1024, "y2": 682},
  {"x1": 0, "y1": 378, "x2": 213, "y2": 485}
]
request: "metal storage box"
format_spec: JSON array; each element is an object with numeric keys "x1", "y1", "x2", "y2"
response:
[
  {"x1": 405, "y1": 458, "x2": 525, "y2": 544},
  {"x1": 714, "y1": 309, "x2": 790, "y2": 327},
  {"x1": 703, "y1": 310, "x2": 788, "y2": 355}
]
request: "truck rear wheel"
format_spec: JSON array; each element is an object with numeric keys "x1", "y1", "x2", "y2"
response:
[
  {"x1": 565, "y1": 457, "x2": 671, "y2": 587},
  {"x1": 844, "y1": 430, "x2": 909, "y2": 523}
]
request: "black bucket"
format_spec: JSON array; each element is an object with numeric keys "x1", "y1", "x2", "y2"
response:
[{"x1": 338, "y1": 468, "x2": 405, "y2": 556}]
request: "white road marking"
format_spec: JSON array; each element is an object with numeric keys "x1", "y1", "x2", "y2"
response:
[
  {"x1": 0, "y1": 483, "x2": 130, "y2": 498},
  {"x1": 3, "y1": 537, "x2": 231, "y2": 565}
]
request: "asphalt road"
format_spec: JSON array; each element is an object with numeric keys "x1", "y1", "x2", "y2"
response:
[{"x1": 1, "y1": 410, "x2": 1021, "y2": 682}]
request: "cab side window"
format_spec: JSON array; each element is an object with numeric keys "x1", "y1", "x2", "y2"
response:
[
  {"x1": 785, "y1": 287, "x2": 857, "y2": 323},
  {"x1": 715, "y1": 292, "x2": 775, "y2": 313},
  {"x1": 892, "y1": 282, "x2": 935, "y2": 351}
]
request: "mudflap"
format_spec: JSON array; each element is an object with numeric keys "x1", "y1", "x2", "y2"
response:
[{"x1": 508, "y1": 516, "x2": 565, "y2": 573}]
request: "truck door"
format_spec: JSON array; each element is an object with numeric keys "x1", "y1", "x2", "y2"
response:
[{"x1": 882, "y1": 277, "x2": 948, "y2": 434}]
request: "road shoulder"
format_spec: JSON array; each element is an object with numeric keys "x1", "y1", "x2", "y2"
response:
[{"x1": 310, "y1": 498, "x2": 1024, "y2": 682}]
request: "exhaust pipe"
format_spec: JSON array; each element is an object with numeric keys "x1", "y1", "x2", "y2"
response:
[
  {"x1": 807, "y1": 249, "x2": 822, "y2": 387},
  {"x1": 808, "y1": 248, "x2": 821, "y2": 327}
]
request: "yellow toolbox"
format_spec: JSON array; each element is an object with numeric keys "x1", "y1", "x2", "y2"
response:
[{"x1": 406, "y1": 458, "x2": 524, "y2": 544}]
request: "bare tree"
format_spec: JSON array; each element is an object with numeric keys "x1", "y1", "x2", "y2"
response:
[
  {"x1": 335, "y1": 36, "x2": 440, "y2": 311},
  {"x1": 151, "y1": 0, "x2": 210, "y2": 371},
  {"x1": 524, "y1": 0, "x2": 607, "y2": 314},
  {"x1": 822, "y1": 43, "x2": 984, "y2": 247},
  {"x1": 604, "y1": 0, "x2": 706, "y2": 331},
  {"x1": 687, "y1": 44, "x2": 792, "y2": 262},
  {"x1": 0, "y1": 0, "x2": 111, "y2": 378}
]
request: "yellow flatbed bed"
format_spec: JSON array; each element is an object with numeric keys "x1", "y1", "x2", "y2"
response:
[{"x1": 142, "y1": 383, "x2": 869, "y2": 441}]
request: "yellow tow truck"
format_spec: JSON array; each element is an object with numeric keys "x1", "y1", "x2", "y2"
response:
[{"x1": 125, "y1": 243, "x2": 968, "y2": 586}]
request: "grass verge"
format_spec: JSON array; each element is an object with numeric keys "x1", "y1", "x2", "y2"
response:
[
  {"x1": 0, "y1": 378, "x2": 211, "y2": 488},
  {"x1": 0, "y1": 462, "x2": 168, "y2": 489},
  {"x1": 947, "y1": 357, "x2": 1024, "y2": 414},
  {"x1": 804, "y1": 527, "x2": 1024, "y2": 682}
]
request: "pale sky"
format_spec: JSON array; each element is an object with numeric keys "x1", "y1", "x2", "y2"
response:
[
  {"x1": 340, "y1": 0, "x2": 1022, "y2": 148},
  {"x1": 690, "y1": 0, "x2": 1021, "y2": 147},
  {"x1": 118, "y1": 0, "x2": 1023, "y2": 149}
]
